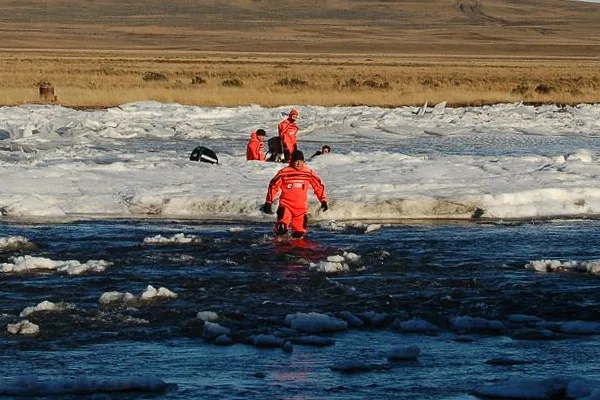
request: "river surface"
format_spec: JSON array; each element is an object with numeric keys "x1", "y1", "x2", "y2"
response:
[{"x1": 1, "y1": 219, "x2": 600, "y2": 399}]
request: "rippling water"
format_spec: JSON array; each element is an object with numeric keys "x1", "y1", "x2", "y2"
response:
[{"x1": 1, "y1": 219, "x2": 600, "y2": 399}]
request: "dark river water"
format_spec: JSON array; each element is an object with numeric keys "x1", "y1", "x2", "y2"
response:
[{"x1": 1, "y1": 219, "x2": 600, "y2": 399}]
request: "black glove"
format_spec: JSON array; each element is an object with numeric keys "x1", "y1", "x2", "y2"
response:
[
  {"x1": 320, "y1": 201, "x2": 328, "y2": 212},
  {"x1": 262, "y1": 203, "x2": 273, "y2": 214}
]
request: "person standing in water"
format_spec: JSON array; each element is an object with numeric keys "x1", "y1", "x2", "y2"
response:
[
  {"x1": 262, "y1": 151, "x2": 328, "y2": 239},
  {"x1": 278, "y1": 108, "x2": 300, "y2": 162}
]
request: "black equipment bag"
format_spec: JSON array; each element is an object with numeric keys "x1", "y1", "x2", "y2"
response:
[{"x1": 189, "y1": 146, "x2": 218, "y2": 164}]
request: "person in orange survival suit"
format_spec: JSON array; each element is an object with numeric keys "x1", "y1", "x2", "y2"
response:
[
  {"x1": 262, "y1": 150, "x2": 328, "y2": 239},
  {"x1": 278, "y1": 108, "x2": 299, "y2": 162},
  {"x1": 246, "y1": 129, "x2": 267, "y2": 161}
]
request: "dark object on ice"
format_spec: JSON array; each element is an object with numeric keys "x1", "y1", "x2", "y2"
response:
[
  {"x1": 471, "y1": 207, "x2": 485, "y2": 219},
  {"x1": 190, "y1": 146, "x2": 218, "y2": 164},
  {"x1": 266, "y1": 137, "x2": 285, "y2": 162}
]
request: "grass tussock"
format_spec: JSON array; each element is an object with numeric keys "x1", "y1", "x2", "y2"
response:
[{"x1": 0, "y1": 52, "x2": 599, "y2": 108}]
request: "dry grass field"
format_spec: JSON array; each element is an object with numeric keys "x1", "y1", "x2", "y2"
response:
[{"x1": 0, "y1": 0, "x2": 599, "y2": 107}]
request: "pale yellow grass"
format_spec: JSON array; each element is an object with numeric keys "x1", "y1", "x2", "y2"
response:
[{"x1": 1, "y1": 52, "x2": 599, "y2": 108}]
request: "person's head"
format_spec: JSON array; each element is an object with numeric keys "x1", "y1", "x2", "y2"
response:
[
  {"x1": 321, "y1": 145, "x2": 331, "y2": 154},
  {"x1": 288, "y1": 108, "x2": 299, "y2": 123},
  {"x1": 290, "y1": 150, "x2": 305, "y2": 169},
  {"x1": 256, "y1": 129, "x2": 266, "y2": 141}
]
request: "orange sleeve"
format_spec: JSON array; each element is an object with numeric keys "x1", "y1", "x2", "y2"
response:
[
  {"x1": 309, "y1": 170, "x2": 327, "y2": 203},
  {"x1": 266, "y1": 170, "x2": 283, "y2": 204},
  {"x1": 278, "y1": 120, "x2": 288, "y2": 137}
]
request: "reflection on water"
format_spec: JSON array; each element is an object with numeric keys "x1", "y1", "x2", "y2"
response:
[{"x1": 1, "y1": 220, "x2": 600, "y2": 399}]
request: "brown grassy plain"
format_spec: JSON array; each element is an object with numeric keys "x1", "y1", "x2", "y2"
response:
[{"x1": 0, "y1": 0, "x2": 599, "y2": 107}]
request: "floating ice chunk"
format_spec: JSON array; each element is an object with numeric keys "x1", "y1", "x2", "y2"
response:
[
  {"x1": 364, "y1": 224, "x2": 382, "y2": 233},
  {"x1": 1, "y1": 256, "x2": 59, "y2": 273},
  {"x1": 285, "y1": 312, "x2": 348, "y2": 333},
  {"x1": 282, "y1": 341, "x2": 294, "y2": 353},
  {"x1": 309, "y1": 260, "x2": 349, "y2": 273},
  {"x1": 7, "y1": 320, "x2": 39, "y2": 335},
  {"x1": 327, "y1": 255, "x2": 345, "y2": 263},
  {"x1": 343, "y1": 252, "x2": 361, "y2": 264},
  {"x1": 388, "y1": 345, "x2": 421, "y2": 361},
  {"x1": 393, "y1": 317, "x2": 440, "y2": 333},
  {"x1": 1, "y1": 256, "x2": 111, "y2": 275},
  {"x1": 252, "y1": 334, "x2": 283, "y2": 348},
  {"x1": 0, "y1": 375, "x2": 170, "y2": 396},
  {"x1": 567, "y1": 378, "x2": 600, "y2": 399},
  {"x1": 141, "y1": 285, "x2": 178, "y2": 300},
  {"x1": 309, "y1": 252, "x2": 361, "y2": 274},
  {"x1": 141, "y1": 285, "x2": 158, "y2": 300},
  {"x1": 20, "y1": 300, "x2": 74, "y2": 318},
  {"x1": 203, "y1": 321, "x2": 230, "y2": 338},
  {"x1": 560, "y1": 321, "x2": 600, "y2": 335},
  {"x1": 472, "y1": 376, "x2": 569, "y2": 400},
  {"x1": 142, "y1": 233, "x2": 200, "y2": 245},
  {"x1": 0, "y1": 236, "x2": 34, "y2": 250},
  {"x1": 317, "y1": 220, "x2": 347, "y2": 231},
  {"x1": 526, "y1": 259, "x2": 574, "y2": 273},
  {"x1": 99, "y1": 291, "x2": 137, "y2": 305},
  {"x1": 338, "y1": 311, "x2": 364, "y2": 327},
  {"x1": 450, "y1": 316, "x2": 506, "y2": 332},
  {"x1": 101, "y1": 285, "x2": 177, "y2": 306},
  {"x1": 197, "y1": 311, "x2": 219, "y2": 322},
  {"x1": 360, "y1": 311, "x2": 389, "y2": 326},
  {"x1": 214, "y1": 334, "x2": 234, "y2": 346},
  {"x1": 58, "y1": 259, "x2": 111, "y2": 275},
  {"x1": 157, "y1": 287, "x2": 177, "y2": 298},
  {"x1": 526, "y1": 259, "x2": 600, "y2": 275}
]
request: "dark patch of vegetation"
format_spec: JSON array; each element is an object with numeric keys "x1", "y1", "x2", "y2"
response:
[
  {"x1": 342, "y1": 77, "x2": 390, "y2": 89},
  {"x1": 344, "y1": 78, "x2": 361, "y2": 88},
  {"x1": 275, "y1": 77, "x2": 308, "y2": 87},
  {"x1": 222, "y1": 78, "x2": 243, "y2": 87},
  {"x1": 422, "y1": 78, "x2": 435, "y2": 87},
  {"x1": 142, "y1": 72, "x2": 168, "y2": 82},
  {"x1": 535, "y1": 84, "x2": 553, "y2": 94},
  {"x1": 511, "y1": 83, "x2": 529, "y2": 95},
  {"x1": 363, "y1": 79, "x2": 390, "y2": 89},
  {"x1": 191, "y1": 75, "x2": 206, "y2": 85}
]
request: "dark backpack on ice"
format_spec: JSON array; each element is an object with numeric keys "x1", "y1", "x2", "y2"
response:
[
  {"x1": 266, "y1": 137, "x2": 285, "y2": 162},
  {"x1": 189, "y1": 146, "x2": 218, "y2": 164}
]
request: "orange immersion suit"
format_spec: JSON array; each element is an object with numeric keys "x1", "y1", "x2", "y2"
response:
[
  {"x1": 246, "y1": 131, "x2": 266, "y2": 161},
  {"x1": 265, "y1": 164, "x2": 327, "y2": 236},
  {"x1": 278, "y1": 118, "x2": 299, "y2": 161}
]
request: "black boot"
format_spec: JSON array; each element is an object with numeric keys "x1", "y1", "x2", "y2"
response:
[
  {"x1": 291, "y1": 231, "x2": 305, "y2": 239},
  {"x1": 275, "y1": 223, "x2": 288, "y2": 237}
]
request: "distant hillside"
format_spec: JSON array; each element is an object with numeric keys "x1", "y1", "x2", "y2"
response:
[{"x1": 0, "y1": 0, "x2": 599, "y2": 56}]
